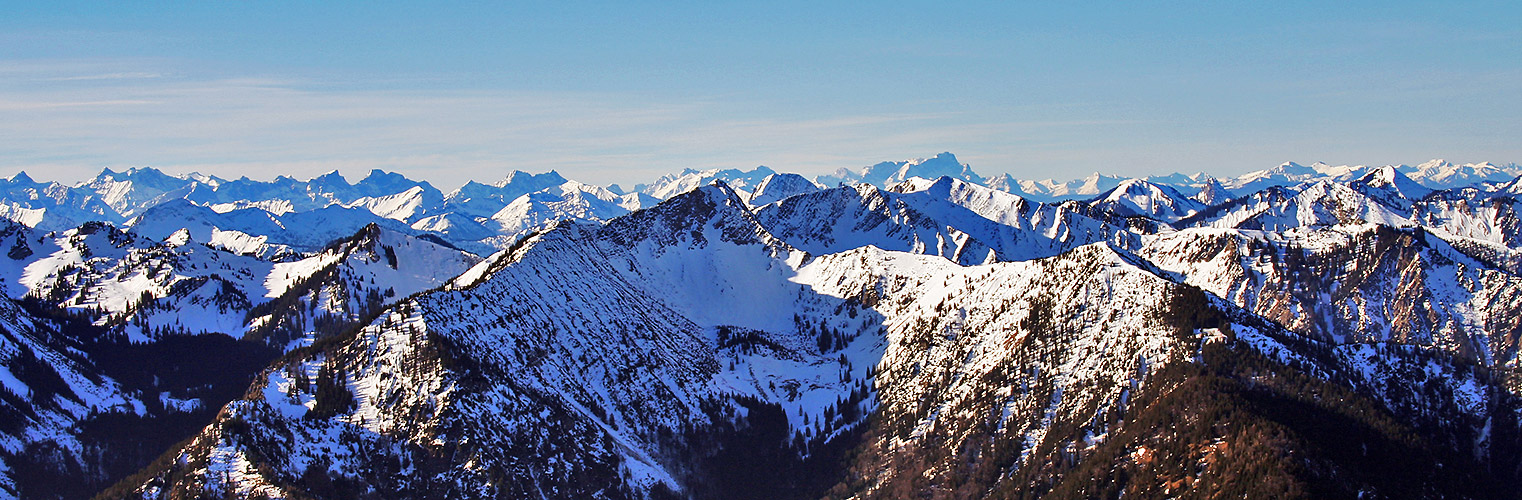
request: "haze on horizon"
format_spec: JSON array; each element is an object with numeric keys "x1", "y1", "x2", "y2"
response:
[{"x1": 2, "y1": 1, "x2": 1519, "y2": 189}]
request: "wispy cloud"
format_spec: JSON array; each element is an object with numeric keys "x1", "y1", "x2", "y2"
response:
[
  {"x1": 28, "y1": 59, "x2": 1501, "y2": 188},
  {"x1": 0, "y1": 61, "x2": 1157, "y2": 188},
  {"x1": 0, "y1": 99, "x2": 158, "y2": 110},
  {"x1": 43, "y1": 72, "x2": 163, "y2": 81}
]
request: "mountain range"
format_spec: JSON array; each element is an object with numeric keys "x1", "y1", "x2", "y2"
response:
[{"x1": 1, "y1": 152, "x2": 1521, "y2": 499}]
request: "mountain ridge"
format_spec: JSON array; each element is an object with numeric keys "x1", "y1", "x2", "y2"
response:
[{"x1": 3, "y1": 153, "x2": 1522, "y2": 498}]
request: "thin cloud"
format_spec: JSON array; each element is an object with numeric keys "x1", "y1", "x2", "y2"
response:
[
  {"x1": 44, "y1": 72, "x2": 164, "y2": 81},
  {"x1": 0, "y1": 62, "x2": 1240, "y2": 189},
  {"x1": 0, "y1": 99, "x2": 158, "y2": 110}
]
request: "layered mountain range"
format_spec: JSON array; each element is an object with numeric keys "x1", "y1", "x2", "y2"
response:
[{"x1": 1, "y1": 152, "x2": 1521, "y2": 499}]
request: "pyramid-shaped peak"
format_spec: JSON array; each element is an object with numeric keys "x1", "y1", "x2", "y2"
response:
[
  {"x1": 5, "y1": 171, "x2": 34, "y2": 184},
  {"x1": 90, "y1": 166, "x2": 120, "y2": 181},
  {"x1": 163, "y1": 227, "x2": 193, "y2": 247},
  {"x1": 597, "y1": 180, "x2": 781, "y2": 250},
  {"x1": 1096, "y1": 178, "x2": 1184, "y2": 201},
  {"x1": 748, "y1": 172, "x2": 821, "y2": 206},
  {"x1": 1357, "y1": 164, "x2": 1413, "y2": 185}
]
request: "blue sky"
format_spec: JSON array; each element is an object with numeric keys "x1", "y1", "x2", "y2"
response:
[{"x1": 2, "y1": 1, "x2": 1519, "y2": 189}]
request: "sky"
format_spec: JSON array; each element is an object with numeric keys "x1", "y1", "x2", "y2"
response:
[{"x1": 2, "y1": 1, "x2": 1520, "y2": 190}]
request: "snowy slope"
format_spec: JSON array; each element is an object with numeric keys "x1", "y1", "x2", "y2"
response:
[
  {"x1": 125, "y1": 181, "x2": 1518, "y2": 497},
  {"x1": 7, "y1": 156, "x2": 1522, "y2": 497},
  {"x1": 747, "y1": 173, "x2": 822, "y2": 207},
  {"x1": 118, "y1": 185, "x2": 1208, "y2": 497},
  {"x1": 441, "y1": 170, "x2": 570, "y2": 220},
  {"x1": 1138, "y1": 224, "x2": 1522, "y2": 365},
  {"x1": 0, "y1": 294, "x2": 142, "y2": 500},
  {"x1": 102, "y1": 177, "x2": 1522, "y2": 498},
  {"x1": 1180, "y1": 180, "x2": 1412, "y2": 231},
  {"x1": 1088, "y1": 179, "x2": 1207, "y2": 222},
  {"x1": 0, "y1": 219, "x2": 476, "y2": 347},
  {"x1": 755, "y1": 177, "x2": 1139, "y2": 265},
  {"x1": 1348, "y1": 165, "x2": 1433, "y2": 210},
  {"x1": 1402, "y1": 159, "x2": 1519, "y2": 189},
  {"x1": 1016, "y1": 172, "x2": 1128, "y2": 202},
  {"x1": 638, "y1": 166, "x2": 776, "y2": 199}
]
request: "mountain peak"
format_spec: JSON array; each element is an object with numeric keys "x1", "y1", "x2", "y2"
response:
[
  {"x1": 495, "y1": 170, "x2": 568, "y2": 189},
  {"x1": 1090, "y1": 178, "x2": 1204, "y2": 221},
  {"x1": 912, "y1": 152, "x2": 959, "y2": 165},
  {"x1": 5, "y1": 171, "x2": 34, "y2": 184},
  {"x1": 890, "y1": 152, "x2": 982, "y2": 186},
  {"x1": 312, "y1": 170, "x2": 349, "y2": 185},
  {"x1": 1417, "y1": 158, "x2": 1453, "y2": 170},
  {"x1": 359, "y1": 169, "x2": 406, "y2": 183},
  {"x1": 163, "y1": 227, "x2": 193, "y2": 247},
  {"x1": 77, "y1": 168, "x2": 109, "y2": 186},
  {"x1": 748, "y1": 173, "x2": 821, "y2": 206},
  {"x1": 599, "y1": 181, "x2": 780, "y2": 250},
  {"x1": 1352, "y1": 164, "x2": 1431, "y2": 202},
  {"x1": 124, "y1": 166, "x2": 164, "y2": 176},
  {"x1": 1275, "y1": 161, "x2": 1313, "y2": 174},
  {"x1": 1193, "y1": 177, "x2": 1233, "y2": 206}
]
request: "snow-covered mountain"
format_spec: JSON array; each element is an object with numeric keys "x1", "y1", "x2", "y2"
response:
[
  {"x1": 816, "y1": 152, "x2": 984, "y2": 189},
  {"x1": 1016, "y1": 171, "x2": 1128, "y2": 202},
  {"x1": 1402, "y1": 159, "x2": 1518, "y2": 190},
  {"x1": 1141, "y1": 224, "x2": 1522, "y2": 364},
  {"x1": 0, "y1": 290, "x2": 145, "y2": 499},
  {"x1": 1179, "y1": 180, "x2": 1412, "y2": 231},
  {"x1": 1088, "y1": 179, "x2": 1207, "y2": 222},
  {"x1": 0, "y1": 218, "x2": 480, "y2": 498},
  {"x1": 0, "y1": 219, "x2": 477, "y2": 347},
  {"x1": 746, "y1": 173, "x2": 822, "y2": 207},
  {"x1": 1222, "y1": 160, "x2": 1522, "y2": 195},
  {"x1": 4, "y1": 156, "x2": 1513, "y2": 262},
  {"x1": 1192, "y1": 176, "x2": 1234, "y2": 206},
  {"x1": 754, "y1": 177, "x2": 1139, "y2": 265},
  {"x1": 441, "y1": 170, "x2": 571, "y2": 220},
  {"x1": 1348, "y1": 165, "x2": 1433, "y2": 210},
  {"x1": 0, "y1": 172, "x2": 120, "y2": 232},
  {"x1": 482, "y1": 181, "x2": 642, "y2": 247},
  {"x1": 637, "y1": 166, "x2": 777, "y2": 200},
  {"x1": 4, "y1": 153, "x2": 1522, "y2": 498},
  {"x1": 111, "y1": 182, "x2": 1522, "y2": 499}
]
